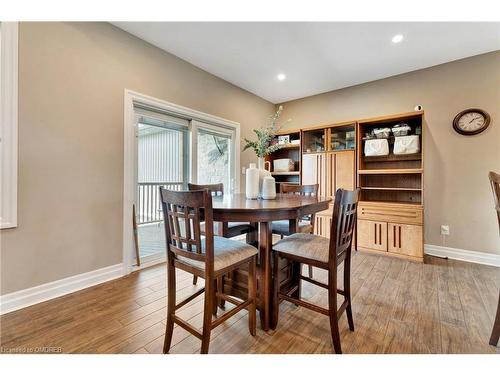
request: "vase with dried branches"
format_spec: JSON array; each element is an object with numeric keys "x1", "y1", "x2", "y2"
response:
[{"x1": 243, "y1": 105, "x2": 290, "y2": 169}]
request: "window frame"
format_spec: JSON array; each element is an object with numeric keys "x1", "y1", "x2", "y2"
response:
[{"x1": 1, "y1": 22, "x2": 19, "y2": 229}]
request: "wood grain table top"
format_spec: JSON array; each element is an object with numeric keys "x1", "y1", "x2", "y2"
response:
[{"x1": 211, "y1": 193, "x2": 331, "y2": 221}]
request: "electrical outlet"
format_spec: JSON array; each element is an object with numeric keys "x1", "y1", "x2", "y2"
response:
[
  {"x1": 440, "y1": 225, "x2": 450, "y2": 236},
  {"x1": 242, "y1": 167, "x2": 246, "y2": 175}
]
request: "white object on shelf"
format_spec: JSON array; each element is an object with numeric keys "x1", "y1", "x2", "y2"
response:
[
  {"x1": 273, "y1": 158, "x2": 294, "y2": 172},
  {"x1": 394, "y1": 135, "x2": 420, "y2": 155},
  {"x1": 364, "y1": 139, "x2": 389, "y2": 156},
  {"x1": 261, "y1": 176, "x2": 277, "y2": 200},
  {"x1": 245, "y1": 163, "x2": 259, "y2": 199},
  {"x1": 373, "y1": 128, "x2": 391, "y2": 139},
  {"x1": 392, "y1": 124, "x2": 411, "y2": 136},
  {"x1": 278, "y1": 135, "x2": 290, "y2": 144}
]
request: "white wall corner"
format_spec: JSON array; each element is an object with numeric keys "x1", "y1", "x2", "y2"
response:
[
  {"x1": 0, "y1": 263, "x2": 124, "y2": 315},
  {"x1": 425, "y1": 244, "x2": 500, "y2": 267}
]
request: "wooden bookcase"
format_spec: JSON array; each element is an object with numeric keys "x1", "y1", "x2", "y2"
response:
[
  {"x1": 265, "y1": 111, "x2": 424, "y2": 261},
  {"x1": 265, "y1": 130, "x2": 302, "y2": 190},
  {"x1": 356, "y1": 111, "x2": 424, "y2": 261},
  {"x1": 301, "y1": 122, "x2": 357, "y2": 237}
]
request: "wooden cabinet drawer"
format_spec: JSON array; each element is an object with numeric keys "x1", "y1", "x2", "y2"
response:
[
  {"x1": 358, "y1": 201, "x2": 423, "y2": 225},
  {"x1": 388, "y1": 223, "x2": 423, "y2": 258},
  {"x1": 357, "y1": 219, "x2": 387, "y2": 252}
]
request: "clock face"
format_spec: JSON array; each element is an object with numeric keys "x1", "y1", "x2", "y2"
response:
[{"x1": 453, "y1": 108, "x2": 490, "y2": 135}]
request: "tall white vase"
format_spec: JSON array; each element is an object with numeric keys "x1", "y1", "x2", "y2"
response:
[
  {"x1": 245, "y1": 163, "x2": 259, "y2": 199},
  {"x1": 257, "y1": 157, "x2": 271, "y2": 197}
]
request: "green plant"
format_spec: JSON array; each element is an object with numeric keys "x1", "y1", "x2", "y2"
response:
[{"x1": 243, "y1": 105, "x2": 290, "y2": 158}]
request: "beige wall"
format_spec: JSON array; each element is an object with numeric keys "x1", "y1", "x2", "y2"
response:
[
  {"x1": 0, "y1": 22, "x2": 274, "y2": 294},
  {"x1": 279, "y1": 51, "x2": 500, "y2": 255}
]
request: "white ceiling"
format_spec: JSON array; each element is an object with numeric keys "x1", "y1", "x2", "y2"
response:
[{"x1": 113, "y1": 22, "x2": 500, "y2": 103}]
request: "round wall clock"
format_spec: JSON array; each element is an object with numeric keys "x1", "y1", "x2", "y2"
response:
[{"x1": 453, "y1": 108, "x2": 490, "y2": 136}]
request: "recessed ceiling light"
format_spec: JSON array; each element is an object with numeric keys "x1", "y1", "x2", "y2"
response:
[
  {"x1": 277, "y1": 73, "x2": 286, "y2": 81},
  {"x1": 392, "y1": 34, "x2": 404, "y2": 43}
]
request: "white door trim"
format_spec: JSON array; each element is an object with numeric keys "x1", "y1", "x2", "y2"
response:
[
  {"x1": 0, "y1": 22, "x2": 19, "y2": 229},
  {"x1": 123, "y1": 89, "x2": 241, "y2": 275}
]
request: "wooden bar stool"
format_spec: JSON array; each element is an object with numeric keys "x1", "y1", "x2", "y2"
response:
[
  {"x1": 272, "y1": 188, "x2": 360, "y2": 354},
  {"x1": 488, "y1": 171, "x2": 500, "y2": 347},
  {"x1": 160, "y1": 188, "x2": 257, "y2": 354},
  {"x1": 188, "y1": 183, "x2": 257, "y2": 285},
  {"x1": 272, "y1": 183, "x2": 319, "y2": 278}
]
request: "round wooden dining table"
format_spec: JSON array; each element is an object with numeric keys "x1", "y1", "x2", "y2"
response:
[{"x1": 211, "y1": 193, "x2": 331, "y2": 331}]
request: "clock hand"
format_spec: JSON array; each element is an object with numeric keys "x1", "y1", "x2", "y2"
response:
[{"x1": 469, "y1": 117, "x2": 480, "y2": 124}]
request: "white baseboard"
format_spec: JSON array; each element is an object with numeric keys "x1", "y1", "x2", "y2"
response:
[
  {"x1": 132, "y1": 254, "x2": 166, "y2": 272},
  {"x1": 425, "y1": 244, "x2": 500, "y2": 267},
  {"x1": 0, "y1": 263, "x2": 124, "y2": 315}
]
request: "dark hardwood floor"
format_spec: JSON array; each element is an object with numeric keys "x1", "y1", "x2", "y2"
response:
[{"x1": 1, "y1": 251, "x2": 499, "y2": 354}]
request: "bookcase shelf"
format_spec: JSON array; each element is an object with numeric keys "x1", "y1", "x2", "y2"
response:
[
  {"x1": 360, "y1": 187, "x2": 422, "y2": 191},
  {"x1": 266, "y1": 130, "x2": 302, "y2": 190},
  {"x1": 271, "y1": 171, "x2": 300, "y2": 176},
  {"x1": 356, "y1": 111, "x2": 424, "y2": 261},
  {"x1": 358, "y1": 168, "x2": 423, "y2": 175},
  {"x1": 363, "y1": 153, "x2": 422, "y2": 162}
]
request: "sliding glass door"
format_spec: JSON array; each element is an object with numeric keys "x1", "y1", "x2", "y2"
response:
[
  {"x1": 131, "y1": 110, "x2": 237, "y2": 266},
  {"x1": 134, "y1": 110, "x2": 189, "y2": 264}
]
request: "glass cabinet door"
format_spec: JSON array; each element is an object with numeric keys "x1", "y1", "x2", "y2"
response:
[
  {"x1": 302, "y1": 128, "x2": 326, "y2": 153},
  {"x1": 328, "y1": 124, "x2": 355, "y2": 151}
]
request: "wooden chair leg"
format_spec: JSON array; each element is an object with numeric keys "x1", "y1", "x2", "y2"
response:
[
  {"x1": 200, "y1": 276, "x2": 214, "y2": 354},
  {"x1": 308, "y1": 265, "x2": 313, "y2": 278},
  {"x1": 343, "y1": 257, "x2": 354, "y2": 332},
  {"x1": 248, "y1": 257, "x2": 257, "y2": 336},
  {"x1": 163, "y1": 263, "x2": 176, "y2": 354},
  {"x1": 328, "y1": 309, "x2": 342, "y2": 354},
  {"x1": 217, "y1": 275, "x2": 225, "y2": 309},
  {"x1": 212, "y1": 279, "x2": 218, "y2": 316},
  {"x1": 489, "y1": 292, "x2": 500, "y2": 346},
  {"x1": 291, "y1": 261, "x2": 301, "y2": 303},
  {"x1": 192, "y1": 275, "x2": 198, "y2": 285},
  {"x1": 272, "y1": 250, "x2": 280, "y2": 329},
  {"x1": 328, "y1": 269, "x2": 342, "y2": 354}
]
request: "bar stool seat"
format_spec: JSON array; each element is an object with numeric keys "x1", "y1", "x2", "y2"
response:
[
  {"x1": 179, "y1": 236, "x2": 258, "y2": 272},
  {"x1": 273, "y1": 233, "x2": 330, "y2": 264}
]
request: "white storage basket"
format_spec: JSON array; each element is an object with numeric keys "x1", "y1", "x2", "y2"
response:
[
  {"x1": 392, "y1": 124, "x2": 411, "y2": 137},
  {"x1": 393, "y1": 135, "x2": 420, "y2": 155},
  {"x1": 364, "y1": 139, "x2": 389, "y2": 156},
  {"x1": 373, "y1": 128, "x2": 391, "y2": 139},
  {"x1": 273, "y1": 158, "x2": 295, "y2": 172}
]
